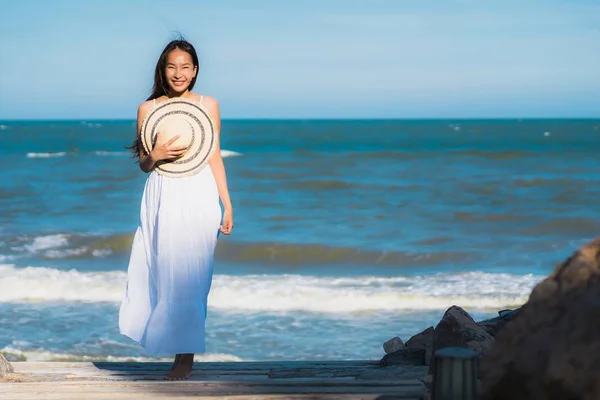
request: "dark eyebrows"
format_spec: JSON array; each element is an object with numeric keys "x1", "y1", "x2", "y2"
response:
[{"x1": 166, "y1": 62, "x2": 192, "y2": 66}]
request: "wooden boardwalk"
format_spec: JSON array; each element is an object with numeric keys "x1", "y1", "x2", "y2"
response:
[{"x1": 0, "y1": 360, "x2": 429, "y2": 400}]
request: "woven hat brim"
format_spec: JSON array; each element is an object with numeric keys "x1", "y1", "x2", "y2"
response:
[{"x1": 140, "y1": 98, "x2": 217, "y2": 178}]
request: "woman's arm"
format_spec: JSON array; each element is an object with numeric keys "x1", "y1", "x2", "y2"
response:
[
  {"x1": 205, "y1": 96, "x2": 234, "y2": 234},
  {"x1": 136, "y1": 102, "x2": 157, "y2": 173},
  {"x1": 139, "y1": 152, "x2": 157, "y2": 173}
]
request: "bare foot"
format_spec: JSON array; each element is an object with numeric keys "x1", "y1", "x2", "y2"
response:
[{"x1": 164, "y1": 353, "x2": 194, "y2": 380}]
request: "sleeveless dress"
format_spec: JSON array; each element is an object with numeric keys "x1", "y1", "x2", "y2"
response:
[{"x1": 119, "y1": 96, "x2": 222, "y2": 355}]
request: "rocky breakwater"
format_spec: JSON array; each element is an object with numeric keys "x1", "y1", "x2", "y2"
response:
[
  {"x1": 379, "y1": 305, "x2": 519, "y2": 396},
  {"x1": 380, "y1": 306, "x2": 519, "y2": 369},
  {"x1": 479, "y1": 237, "x2": 600, "y2": 399},
  {"x1": 380, "y1": 237, "x2": 600, "y2": 399}
]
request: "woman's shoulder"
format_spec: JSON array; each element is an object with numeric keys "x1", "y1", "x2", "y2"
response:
[
  {"x1": 189, "y1": 92, "x2": 219, "y2": 106},
  {"x1": 189, "y1": 93, "x2": 220, "y2": 120},
  {"x1": 137, "y1": 99, "x2": 154, "y2": 115}
]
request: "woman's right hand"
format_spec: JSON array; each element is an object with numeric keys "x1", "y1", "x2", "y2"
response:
[{"x1": 150, "y1": 131, "x2": 188, "y2": 161}]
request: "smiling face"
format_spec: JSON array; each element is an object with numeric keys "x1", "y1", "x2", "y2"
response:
[{"x1": 164, "y1": 49, "x2": 198, "y2": 95}]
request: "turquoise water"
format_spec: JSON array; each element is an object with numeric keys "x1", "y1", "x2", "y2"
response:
[{"x1": 0, "y1": 119, "x2": 599, "y2": 362}]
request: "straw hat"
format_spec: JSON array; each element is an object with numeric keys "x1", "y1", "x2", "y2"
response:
[{"x1": 140, "y1": 97, "x2": 217, "y2": 178}]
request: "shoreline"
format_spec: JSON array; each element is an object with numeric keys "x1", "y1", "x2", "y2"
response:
[{"x1": 0, "y1": 305, "x2": 519, "y2": 400}]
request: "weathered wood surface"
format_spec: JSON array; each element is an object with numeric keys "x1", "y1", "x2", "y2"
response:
[{"x1": 0, "y1": 361, "x2": 428, "y2": 400}]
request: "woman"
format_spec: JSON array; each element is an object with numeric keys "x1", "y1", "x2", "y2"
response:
[{"x1": 119, "y1": 38, "x2": 233, "y2": 380}]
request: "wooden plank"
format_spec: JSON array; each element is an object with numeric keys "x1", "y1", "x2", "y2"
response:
[
  {"x1": 2, "y1": 378, "x2": 425, "y2": 387},
  {"x1": 12, "y1": 361, "x2": 412, "y2": 380},
  {"x1": 0, "y1": 383, "x2": 425, "y2": 396},
  {"x1": 2, "y1": 361, "x2": 428, "y2": 400},
  {"x1": 12, "y1": 360, "x2": 377, "y2": 370},
  {"x1": 92, "y1": 361, "x2": 378, "y2": 367},
  {"x1": 8, "y1": 371, "x2": 427, "y2": 384},
  {"x1": 268, "y1": 367, "x2": 373, "y2": 379},
  {"x1": 0, "y1": 391, "x2": 423, "y2": 400}
]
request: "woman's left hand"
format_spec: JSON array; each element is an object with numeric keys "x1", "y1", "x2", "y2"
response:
[{"x1": 220, "y1": 209, "x2": 234, "y2": 235}]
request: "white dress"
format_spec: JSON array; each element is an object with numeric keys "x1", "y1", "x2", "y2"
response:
[{"x1": 119, "y1": 98, "x2": 222, "y2": 356}]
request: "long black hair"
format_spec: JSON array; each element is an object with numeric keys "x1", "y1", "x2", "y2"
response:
[{"x1": 126, "y1": 37, "x2": 200, "y2": 159}]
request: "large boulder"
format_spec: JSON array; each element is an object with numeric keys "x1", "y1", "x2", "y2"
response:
[
  {"x1": 0, "y1": 353, "x2": 13, "y2": 378},
  {"x1": 380, "y1": 327, "x2": 435, "y2": 367},
  {"x1": 476, "y1": 308, "x2": 522, "y2": 337},
  {"x1": 406, "y1": 326, "x2": 434, "y2": 351},
  {"x1": 383, "y1": 336, "x2": 406, "y2": 354},
  {"x1": 406, "y1": 326, "x2": 435, "y2": 366},
  {"x1": 432, "y1": 306, "x2": 494, "y2": 359},
  {"x1": 380, "y1": 348, "x2": 426, "y2": 367},
  {"x1": 480, "y1": 237, "x2": 600, "y2": 400}
]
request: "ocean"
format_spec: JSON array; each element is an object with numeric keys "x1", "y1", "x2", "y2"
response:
[{"x1": 0, "y1": 119, "x2": 599, "y2": 362}]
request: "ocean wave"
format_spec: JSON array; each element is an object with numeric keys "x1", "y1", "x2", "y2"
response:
[
  {"x1": 15, "y1": 232, "x2": 476, "y2": 266},
  {"x1": 351, "y1": 149, "x2": 533, "y2": 160},
  {"x1": 0, "y1": 264, "x2": 539, "y2": 312},
  {"x1": 449, "y1": 149, "x2": 533, "y2": 160},
  {"x1": 26, "y1": 152, "x2": 67, "y2": 158},
  {"x1": 81, "y1": 122, "x2": 103, "y2": 128},
  {"x1": 220, "y1": 149, "x2": 242, "y2": 158},
  {"x1": 15, "y1": 233, "x2": 120, "y2": 260},
  {"x1": 26, "y1": 149, "x2": 241, "y2": 159},
  {"x1": 216, "y1": 241, "x2": 475, "y2": 266},
  {"x1": 0, "y1": 346, "x2": 243, "y2": 362},
  {"x1": 11, "y1": 234, "x2": 110, "y2": 260},
  {"x1": 94, "y1": 151, "x2": 130, "y2": 156},
  {"x1": 23, "y1": 234, "x2": 69, "y2": 252}
]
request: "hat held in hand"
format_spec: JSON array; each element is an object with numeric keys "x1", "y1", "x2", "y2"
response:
[{"x1": 140, "y1": 97, "x2": 217, "y2": 178}]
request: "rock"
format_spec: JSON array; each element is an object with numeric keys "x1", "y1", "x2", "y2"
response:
[
  {"x1": 480, "y1": 237, "x2": 600, "y2": 400},
  {"x1": 0, "y1": 353, "x2": 14, "y2": 378},
  {"x1": 405, "y1": 327, "x2": 435, "y2": 366},
  {"x1": 425, "y1": 341, "x2": 433, "y2": 367},
  {"x1": 383, "y1": 336, "x2": 405, "y2": 354},
  {"x1": 432, "y1": 305, "x2": 494, "y2": 358},
  {"x1": 476, "y1": 308, "x2": 522, "y2": 337},
  {"x1": 406, "y1": 327, "x2": 434, "y2": 350},
  {"x1": 380, "y1": 348, "x2": 426, "y2": 367}
]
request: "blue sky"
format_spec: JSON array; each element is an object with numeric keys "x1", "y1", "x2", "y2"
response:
[{"x1": 1, "y1": 0, "x2": 599, "y2": 119}]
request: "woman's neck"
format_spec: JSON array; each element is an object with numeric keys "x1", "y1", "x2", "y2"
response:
[{"x1": 166, "y1": 90, "x2": 190, "y2": 99}]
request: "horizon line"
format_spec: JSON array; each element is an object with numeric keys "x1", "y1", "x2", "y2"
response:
[{"x1": 2, "y1": 116, "x2": 600, "y2": 122}]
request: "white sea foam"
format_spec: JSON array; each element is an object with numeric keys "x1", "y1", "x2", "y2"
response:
[
  {"x1": 43, "y1": 248, "x2": 89, "y2": 259},
  {"x1": 0, "y1": 265, "x2": 124, "y2": 303},
  {"x1": 0, "y1": 346, "x2": 243, "y2": 362},
  {"x1": 23, "y1": 234, "x2": 69, "y2": 252},
  {"x1": 26, "y1": 152, "x2": 67, "y2": 158},
  {"x1": 91, "y1": 248, "x2": 113, "y2": 257},
  {"x1": 42, "y1": 247, "x2": 112, "y2": 259},
  {"x1": 221, "y1": 150, "x2": 242, "y2": 158},
  {"x1": 0, "y1": 264, "x2": 540, "y2": 312},
  {"x1": 17, "y1": 234, "x2": 113, "y2": 259},
  {"x1": 27, "y1": 149, "x2": 241, "y2": 158},
  {"x1": 94, "y1": 151, "x2": 129, "y2": 156}
]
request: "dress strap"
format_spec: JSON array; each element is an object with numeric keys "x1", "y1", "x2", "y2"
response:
[
  {"x1": 199, "y1": 95, "x2": 204, "y2": 104},
  {"x1": 152, "y1": 98, "x2": 156, "y2": 108}
]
